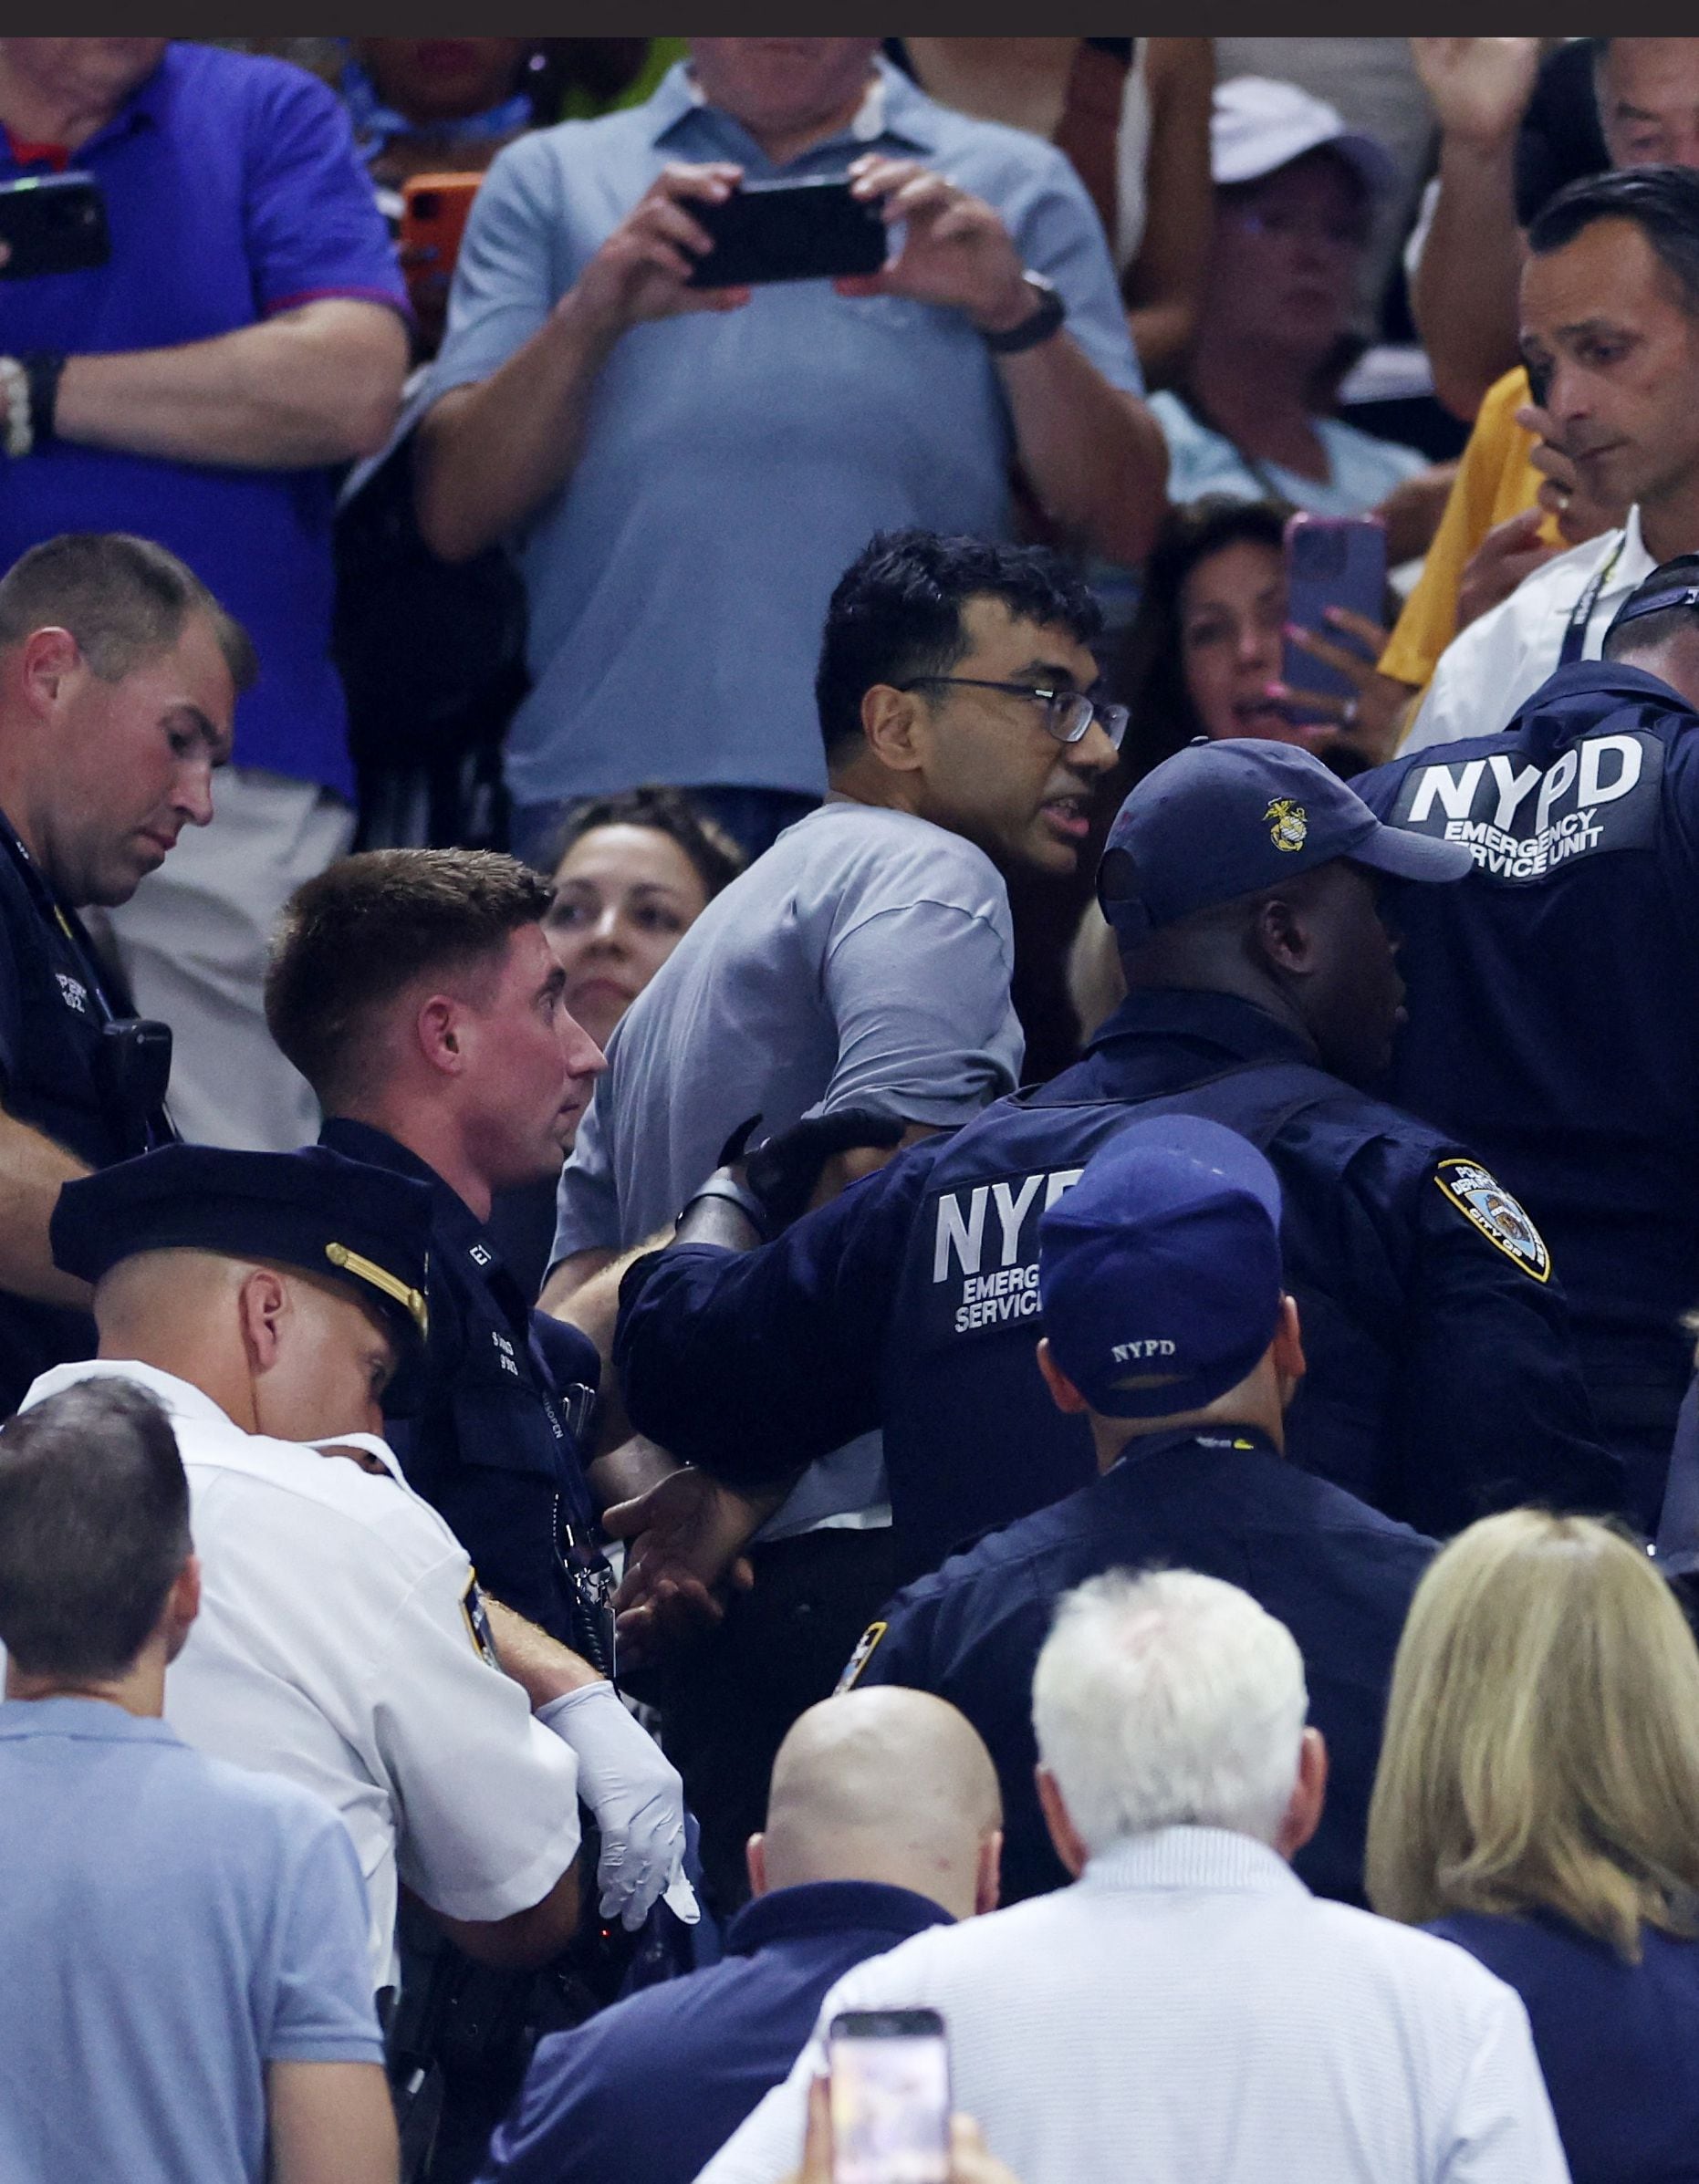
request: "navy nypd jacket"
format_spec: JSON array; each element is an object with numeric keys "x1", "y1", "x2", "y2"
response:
[
  {"x1": 849, "y1": 1424, "x2": 1435, "y2": 1906},
  {"x1": 618, "y1": 988, "x2": 1617, "y2": 1580},
  {"x1": 1359, "y1": 661, "x2": 1699, "y2": 1524},
  {"x1": 475, "y1": 1880, "x2": 950, "y2": 2184}
]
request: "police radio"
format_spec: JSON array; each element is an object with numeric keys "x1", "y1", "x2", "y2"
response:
[{"x1": 95, "y1": 1017, "x2": 174, "y2": 1155}]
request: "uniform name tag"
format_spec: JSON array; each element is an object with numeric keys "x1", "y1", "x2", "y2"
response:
[{"x1": 1392, "y1": 730, "x2": 1663, "y2": 883}]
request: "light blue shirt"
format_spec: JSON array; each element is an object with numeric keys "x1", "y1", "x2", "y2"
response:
[
  {"x1": 0, "y1": 1697, "x2": 383, "y2": 2184},
  {"x1": 1150, "y1": 389, "x2": 1428, "y2": 517},
  {"x1": 430, "y1": 59, "x2": 1142, "y2": 806}
]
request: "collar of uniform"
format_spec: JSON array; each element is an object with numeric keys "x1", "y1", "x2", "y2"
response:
[
  {"x1": 723, "y1": 1878, "x2": 952, "y2": 1960},
  {"x1": 20, "y1": 1355, "x2": 238, "y2": 1436},
  {"x1": 1514, "y1": 657, "x2": 1699, "y2": 754},
  {"x1": 649, "y1": 53, "x2": 933, "y2": 163},
  {"x1": 0, "y1": 1692, "x2": 180, "y2": 1746},
  {"x1": 1087, "y1": 987, "x2": 1317, "y2": 1069},
  {"x1": 1109, "y1": 1421, "x2": 1282, "y2": 1478},
  {"x1": 1080, "y1": 1824, "x2": 1307, "y2": 1899},
  {"x1": 318, "y1": 1118, "x2": 489, "y2": 1251}
]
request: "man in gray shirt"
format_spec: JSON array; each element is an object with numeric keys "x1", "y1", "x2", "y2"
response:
[{"x1": 543, "y1": 528, "x2": 1122, "y2": 1908}]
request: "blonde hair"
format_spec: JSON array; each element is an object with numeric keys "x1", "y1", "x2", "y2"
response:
[{"x1": 1366, "y1": 1510, "x2": 1699, "y2": 1960}]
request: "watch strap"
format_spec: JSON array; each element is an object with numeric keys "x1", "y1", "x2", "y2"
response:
[{"x1": 982, "y1": 273, "x2": 1066, "y2": 355}]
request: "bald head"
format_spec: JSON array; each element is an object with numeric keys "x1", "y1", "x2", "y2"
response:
[{"x1": 751, "y1": 1687, "x2": 1003, "y2": 1920}]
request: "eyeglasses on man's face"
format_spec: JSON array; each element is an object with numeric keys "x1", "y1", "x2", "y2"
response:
[{"x1": 896, "y1": 676, "x2": 1130, "y2": 751}]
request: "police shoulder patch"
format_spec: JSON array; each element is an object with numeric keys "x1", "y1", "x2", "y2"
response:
[
  {"x1": 1434, "y1": 1158, "x2": 1550, "y2": 1282},
  {"x1": 836, "y1": 1619, "x2": 888, "y2": 1693},
  {"x1": 461, "y1": 1575, "x2": 500, "y2": 1668}
]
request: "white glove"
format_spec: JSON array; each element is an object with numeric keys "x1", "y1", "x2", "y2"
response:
[{"x1": 538, "y1": 1681, "x2": 700, "y2": 1931}]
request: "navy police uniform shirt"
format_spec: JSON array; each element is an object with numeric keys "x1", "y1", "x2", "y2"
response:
[
  {"x1": 476, "y1": 1880, "x2": 950, "y2": 2184},
  {"x1": 844, "y1": 1427, "x2": 1435, "y2": 1906},
  {"x1": 319, "y1": 1120, "x2": 606, "y2": 1657},
  {"x1": 1358, "y1": 662, "x2": 1699, "y2": 1526},
  {"x1": 0, "y1": 812, "x2": 172, "y2": 1411},
  {"x1": 617, "y1": 988, "x2": 1617, "y2": 1583}
]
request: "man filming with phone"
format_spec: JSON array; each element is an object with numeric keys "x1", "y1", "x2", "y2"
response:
[{"x1": 415, "y1": 36, "x2": 1166, "y2": 864}]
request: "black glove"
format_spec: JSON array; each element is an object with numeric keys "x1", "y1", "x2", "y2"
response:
[{"x1": 742, "y1": 1107, "x2": 907, "y2": 1232}]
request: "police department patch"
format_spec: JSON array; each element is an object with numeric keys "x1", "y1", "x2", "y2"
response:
[
  {"x1": 461, "y1": 1576, "x2": 500, "y2": 1667},
  {"x1": 836, "y1": 1620, "x2": 887, "y2": 1693},
  {"x1": 1434, "y1": 1159, "x2": 1550, "y2": 1282}
]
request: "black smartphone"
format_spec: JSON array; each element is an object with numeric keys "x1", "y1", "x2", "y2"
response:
[
  {"x1": 0, "y1": 171, "x2": 110, "y2": 279},
  {"x1": 828, "y1": 2007, "x2": 951, "y2": 2184},
  {"x1": 1526, "y1": 354, "x2": 1553, "y2": 408},
  {"x1": 1279, "y1": 512, "x2": 1388, "y2": 719},
  {"x1": 686, "y1": 175, "x2": 886, "y2": 290}
]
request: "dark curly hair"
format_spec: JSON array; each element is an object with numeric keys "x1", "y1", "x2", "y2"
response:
[{"x1": 538, "y1": 783, "x2": 745, "y2": 901}]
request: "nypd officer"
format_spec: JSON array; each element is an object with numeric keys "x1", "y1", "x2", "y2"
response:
[
  {"x1": 0, "y1": 533, "x2": 248, "y2": 1410},
  {"x1": 611, "y1": 741, "x2": 1619, "y2": 1602},
  {"x1": 841, "y1": 1114, "x2": 1435, "y2": 1908},
  {"x1": 1359, "y1": 558, "x2": 1699, "y2": 1533},
  {"x1": 23, "y1": 1139, "x2": 693, "y2": 1983},
  {"x1": 265, "y1": 848, "x2": 629, "y2": 1690}
]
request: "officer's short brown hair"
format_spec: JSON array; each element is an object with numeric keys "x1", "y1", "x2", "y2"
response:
[
  {"x1": 266, "y1": 848, "x2": 553, "y2": 1109},
  {"x1": 0, "y1": 532, "x2": 256, "y2": 692}
]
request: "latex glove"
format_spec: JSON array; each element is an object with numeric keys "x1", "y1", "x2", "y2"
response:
[{"x1": 538, "y1": 1681, "x2": 700, "y2": 1929}]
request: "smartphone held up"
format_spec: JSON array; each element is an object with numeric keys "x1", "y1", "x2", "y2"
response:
[
  {"x1": 1278, "y1": 512, "x2": 1388, "y2": 725},
  {"x1": 686, "y1": 174, "x2": 887, "y2": 290},
  {"x1": 828, "y1": 2008, "x2": 952, "y2": 2184}
]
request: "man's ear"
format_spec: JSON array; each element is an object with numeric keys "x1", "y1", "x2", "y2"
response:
[
  {"x1": 16, "y1": 625, "x2": 82, "y2": 716},
  {"x1": 1252, "y1": 890, "x2": 1312, "y2": 978},
  {"x1": 745, "y1": 1832, "x2": 768, "y2": 1899},
  {"x1": 162, "y1": 1553, "x2": 201, "y2": 1664},
  {"x1": 975, "y1": 1828, "x2": 1003, "y2": 1916},
  {"x1": 1036, "y1": 1337, "x2": 1089, "y2": 1416},
  {"x1": 1036, "y1": 1763, "x2": 1089, "y2": 1879},
  {"x1": 236, "y1": 1266, "x2": 290, "y2": 1377},
  {"x1": 1271, "y1": 1294, "x2": 1307, "y2": 1388},
  {"x1": 1275, "y1": 1726, "x2": 1329, "y2": 1861},
  {"x1": 414, "y1": 993, "x2": 464, "y2": 1076},
  {"x1": 858, "y1": 682, "x2": 927, "y2": 775}
]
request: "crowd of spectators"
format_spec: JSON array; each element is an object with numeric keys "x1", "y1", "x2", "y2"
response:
[{"x1": 5, "y1": 31, "x2": 1699, "y2": 2184}]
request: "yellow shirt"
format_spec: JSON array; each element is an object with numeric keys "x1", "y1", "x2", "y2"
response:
[{"x1": 1378, "y1": 366, "x2": 1559, "y2": 696}]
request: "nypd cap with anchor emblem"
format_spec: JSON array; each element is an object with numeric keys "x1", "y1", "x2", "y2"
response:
[
  {"x1": 51, "y1": 1143, "x2": 434, "y2": 1401},
  {"x1": 1037, "y1": 1113, "x2": 1287, "y2": 1420},
  {"x1": 1098, "y1": 737, "x2": 1475, "y2": 947}
]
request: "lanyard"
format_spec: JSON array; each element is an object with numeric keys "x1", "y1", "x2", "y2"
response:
[
  {"x1": 0, "y1": 809, "x2": 126, "y2": 1025},
  {"x1": 1558, "y1": 532, "x2": 1629, "y2": 667}
]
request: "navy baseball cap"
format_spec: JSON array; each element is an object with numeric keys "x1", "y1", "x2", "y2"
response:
[
  {"x1": 1097, "y1": 737, "x2": 1474, "y2": 947},
  {"x1": 52, "y1": 1144, "x2": 433, "y2": 1406},
  {"x1": 1603, "y1": 555, "x2": 1699, "y2": 645},
  {"x1": 1038, "y1": 1115, "x2": 1285, "y2": 1420}
]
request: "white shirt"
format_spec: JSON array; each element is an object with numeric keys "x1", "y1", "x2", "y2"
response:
[
  {"x1": 1402, "y1": 507, "x2": 1655, "y2": 754},
  {"x1": 22, "y1": 1360, "x2": 582, "y2": 1985},
  {"x1": 696, "y1": 1827, "x2": 1570, "y2": 2184}
]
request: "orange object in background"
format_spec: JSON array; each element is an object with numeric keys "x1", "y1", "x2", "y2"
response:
[{"x1": 400, "y1": 172, "x2": 482, "y2": 299}]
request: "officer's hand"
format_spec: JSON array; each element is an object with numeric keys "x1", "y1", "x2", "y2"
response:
[
  {"x1": 537, "y1": 1680, "x2": 699, "y2": 1929},
  {"x1": 744, "y1": 1108, "x2": 908, "y2": 1232},
  {"x1": 604, "y1": 1467, "x2": 763, "y2": 1668}
]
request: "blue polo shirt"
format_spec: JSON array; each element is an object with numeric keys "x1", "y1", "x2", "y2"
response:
[
  {"x1": 429, "y1": 58, "x2": 1142, "y2": 807},
  {"x1": 0, "y1": 1696, "x2": 383, "y2": 2184},
  {"x1": 1429, "y1": 1908, "x2": 1699, "y2": 2184},
  {"x1": 0, "y1": 42, "x2": 407, "y2": 799},
  {"x1": 476, "y1": 1878, "x2": 951, "y2": 2184}
]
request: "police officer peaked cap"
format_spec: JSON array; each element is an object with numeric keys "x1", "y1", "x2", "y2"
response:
[
  {"x1": 1037, "y1": 1114, "x2": 1285, "y2": 1420},
  {"x1": 52, "y1": 1143, "x2": 433, "y2": 1365},
  {"x1": 1097, "y1": 737, "x2": 1474, "y2": 947}
]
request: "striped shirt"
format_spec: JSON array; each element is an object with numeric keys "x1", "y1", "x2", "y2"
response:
[{"x1": 694, "y1": 1826, "x2": 1570, "y2": 2184}]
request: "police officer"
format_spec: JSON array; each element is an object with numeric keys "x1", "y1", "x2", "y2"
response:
[
  {"x1": 0, "y1": 534, "x2": 248, "y2": 1409},
  {"x1": 1359, "y1": 558, "x2": 1699, "y2": 1532},
  {"x1": 26, "y1": 1139, "x2": 693, "y2": 1980},
  {"x1": 612, "y1": 741, "x2": 1621, "y2": 1593},
  {"x1": 840, "y1": 1115, "x2": 1435, "y2": 1908},
  {"x1": 265, "y1": 848, "x2": 624, "y2": 1681}
]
